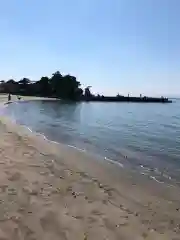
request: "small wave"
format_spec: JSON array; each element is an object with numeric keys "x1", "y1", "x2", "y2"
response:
[
  {"x1": 27, "y1": 127, "x2": 33, "y2": 133},
  {"x1": 104, "y1": 157, "x2": 124, "y2": 168},
  {"x1": 162, "y1": 173, "x2": 172, "y2": 180},
  {"x1": 67, "y1": 144, "x2": 86, "y2": 152},
  {"x1": 150, "y1": 176, "x2": 164, "y2": 184},
  {"x1": 140, "y1": 165, "x2": 172, "y2": 180},
  {"x1": 140, "y1": 164, "x2": 149, "y2": 170},
  {"x1": 22, "y1": 123, "x2": 124, "y2": 168},
  {"x1": 26, "y1": 127, "x2": 58, "y2": 144},
  {"x1": 140, "y1": 164, "x2": 152, "y2": 172},
  {"x1": 49, "y1": 140, "x2": 59, "y2": 144},
  {"x1": 23, "y1": 124, "x2": 88, "y2": 151}
]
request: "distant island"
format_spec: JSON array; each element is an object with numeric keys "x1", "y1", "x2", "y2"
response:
[{"x1": 0, "y1": 71, "x2": 171, "y2": 103}]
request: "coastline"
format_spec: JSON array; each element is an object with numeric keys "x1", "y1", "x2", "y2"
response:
[{"x1": 0, "y1": 95, "x2": 180, "y2": 239}]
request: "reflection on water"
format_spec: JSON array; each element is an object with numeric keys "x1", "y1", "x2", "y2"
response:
[{"x1": 3, "y1": 99, "x2": 180, "y2": 185}]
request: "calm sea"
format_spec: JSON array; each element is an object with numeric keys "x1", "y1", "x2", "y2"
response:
[{"x1": 2, "y1": 99, "x2": 180, "y2": 185}]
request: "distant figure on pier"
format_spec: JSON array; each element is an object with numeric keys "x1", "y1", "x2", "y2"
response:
[{"x1": 8, "y1": 93, "x2": 11, "y2": 101}]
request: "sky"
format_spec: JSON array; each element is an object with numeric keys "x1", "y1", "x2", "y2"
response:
[{"x1": 0, "y1": 0, "x2": 178, "y2": 96}]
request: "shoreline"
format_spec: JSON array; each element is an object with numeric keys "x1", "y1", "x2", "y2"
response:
[
  {"x1": 0, "y1": 95, "x2": 178, "y2": 188},
  {"x1": 2, "y1": 98, "x2": 173, "y2": 187},
  {"x1": 2, "y1": 95, "x2": 177, "y2": 187},
  {"x1": 0, "y1": 94, "x2": 180, "y2": 239},
  {"x1": 1, "y1": 108, "x2": 175, "y2": 186}
]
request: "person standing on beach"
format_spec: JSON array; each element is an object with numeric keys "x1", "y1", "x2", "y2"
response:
[{"x1": 8, "y1": 93, "x2": 11, "y2": 101}]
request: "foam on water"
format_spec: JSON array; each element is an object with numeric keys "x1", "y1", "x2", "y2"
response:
[{"x1": 104, "y1": 157, "x2": 124, "y2": 168}]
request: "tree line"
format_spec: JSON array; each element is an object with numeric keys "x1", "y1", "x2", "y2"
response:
[
  {"x1": 0, "y1": 71, "x2": 91, "y2": 100},
  {"x1": 0, "y1": 71, "x2": 169, "y2": 102}
]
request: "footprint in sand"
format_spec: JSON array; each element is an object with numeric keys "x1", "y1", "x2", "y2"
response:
[{"x1": 8, "y1": 172, "x2": 21, "y2": 181}]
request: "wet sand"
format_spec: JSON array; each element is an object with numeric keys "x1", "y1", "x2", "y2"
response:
[{"x1": 0, "y1": 94, "x2": 180, "y2": 239}]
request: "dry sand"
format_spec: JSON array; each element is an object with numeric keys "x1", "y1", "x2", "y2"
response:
[{"x1": 0, "y1": 94, "x2": 179, "y2": 239}]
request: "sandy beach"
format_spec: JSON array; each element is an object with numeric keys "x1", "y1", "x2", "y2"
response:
[{"x1": 0, "y1": 94, "x2": 180, "y2": 239}]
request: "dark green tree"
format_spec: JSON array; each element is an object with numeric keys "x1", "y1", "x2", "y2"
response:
[
  {"x1": 0, "y1": 71, "x2": 83, "y2": 100},
  {"x1": 38, "y1": 76, "x2": 51, "y2": 96},
  {"x1": 49, "y1": 71, "x2": 63, "y2": 97},
  {"x1": 84, "y1": 86, "x2": 92, "y2": 99},
  {"x1": 18, "y1": 78, "x2": 31, "y2": 94},
  {"x1": 7, "y1": 79, "x2": 16, "y2": 84},
  {"x1": 62, "y1": 74, "x2": 81, "y2": 99},
  {"x1": 5, "y1": 79, "x2": 18, "y2": 93},
  {"x1": 49, "y1": 72, "x2": 82, "y2": 100},
  {"x1": 18, "y1": 78, "x2": 31, "y2": 85}
]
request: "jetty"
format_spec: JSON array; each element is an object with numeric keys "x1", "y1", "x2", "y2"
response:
[{"x1": 83, "y1": 95, "x2": 172, "y2": 103}]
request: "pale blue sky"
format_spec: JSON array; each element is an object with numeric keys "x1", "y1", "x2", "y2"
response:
[{"x1": 0, "y1": 0, "x2": 178, "y2": 96}]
